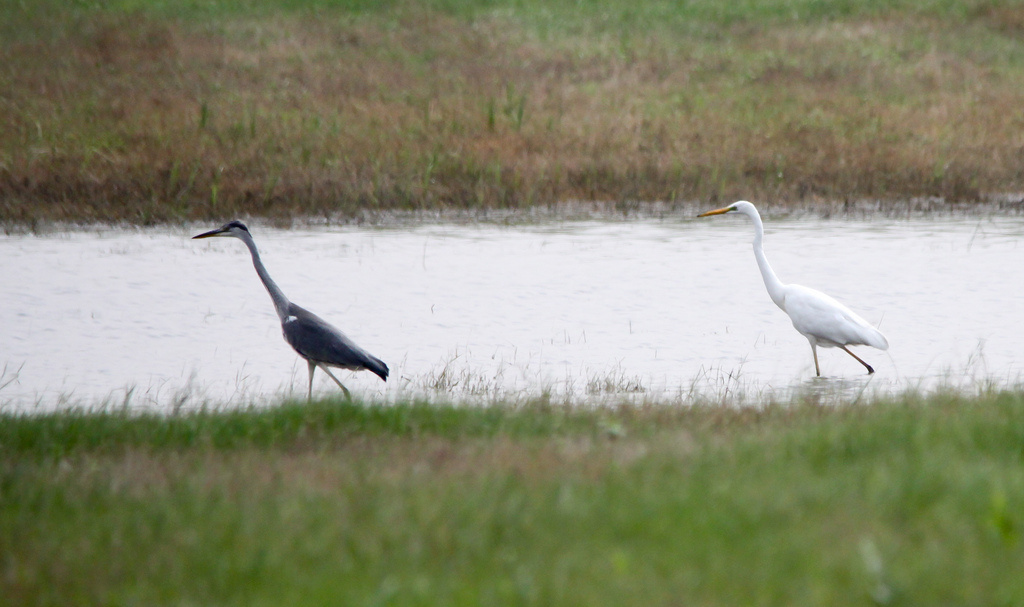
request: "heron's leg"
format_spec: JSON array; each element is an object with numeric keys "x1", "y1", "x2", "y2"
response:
[
  {"x1": 318, "y1": 365, "x2": 352, "y2": 400},
  {"x1": 840, "y1": 346, "x2": 875, "y2": 374},
  {"x1": 307, "y1": 359, "x2": 316, "y2": 402},
  {"x1": 810, "y1": 343, "x2": 821, "y2": 377}
]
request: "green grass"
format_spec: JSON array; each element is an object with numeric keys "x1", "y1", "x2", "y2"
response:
[
  {"x1": 4, "y1": 390, "x2": 1024, "y2": 605},
  {"x1": 4, "y1": 0, "x2": 1024, "y2": 224}
]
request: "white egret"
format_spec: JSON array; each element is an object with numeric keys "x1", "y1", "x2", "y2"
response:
[{"x1": 698, "y1": 201, "x2": 888, "y2": 376}]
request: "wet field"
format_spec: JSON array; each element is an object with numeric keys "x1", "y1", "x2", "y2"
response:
[{"x1": 2, "y1": 212, "x2": 1022, "y2": 409}]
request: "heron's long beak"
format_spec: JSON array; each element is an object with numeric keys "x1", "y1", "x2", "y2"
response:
[
  {"x1": 697, "y1": 206, "x2": 733, "y2": 217},
  {"x1": 192, "y1": 227, "x2": 227, "y2": 239}
]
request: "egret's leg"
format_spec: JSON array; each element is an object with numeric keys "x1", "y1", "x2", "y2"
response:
[
  {"x1": 811, "y1": 343, "x2": 821, "y2": 377},
  {"x1": 840, "y1": 346, "x2": 875, "y2": 374},
  {"x1": 307, "y1": 359, "x2": 316, "y2": 402},
  {"x1": 318, "y1": 365, "x2": 352, "y2": 400}
]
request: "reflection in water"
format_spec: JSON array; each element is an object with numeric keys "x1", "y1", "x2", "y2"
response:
[
  {"x1": 1, "y1": 214, "x2": 1023, "y2": 410},
  {"x1": 790, "y1": 375, "x2": 879, "y2": 407}
]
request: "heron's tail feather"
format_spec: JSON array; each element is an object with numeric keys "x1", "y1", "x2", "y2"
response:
[{"x1": 365, "y1": 356, "x2": 389, "y2": 382}]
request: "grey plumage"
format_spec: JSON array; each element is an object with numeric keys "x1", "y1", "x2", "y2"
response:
[
  {"x1": 193, "y1": 220, "x2": 388, "y2": 400},
  {"x1": 283, "y1": 303, "x2": 389, "y2": 381}
]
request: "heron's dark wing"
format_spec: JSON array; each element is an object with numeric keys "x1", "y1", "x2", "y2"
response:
[{"x1": 281, "y1": 303, "x2": 389, "y2": 381}]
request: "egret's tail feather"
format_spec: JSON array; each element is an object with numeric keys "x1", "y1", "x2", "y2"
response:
[{"x1": 866, "y1": 328, "x2": 889, "y2": 351}]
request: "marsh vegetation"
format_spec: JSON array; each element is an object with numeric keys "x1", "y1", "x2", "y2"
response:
[
  {"x1": 4, "y1": 390, "x2": 1024, "y2": 605},
  {"x1": 5, "y1": 2, "x2": 1024, "y2": 604},
  {"x1": 5, "y1": 0, "x2": 1024, "y2": 224}
]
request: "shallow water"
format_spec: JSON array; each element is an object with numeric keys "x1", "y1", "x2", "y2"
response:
[{"x1": 2, "y1": 213, "x2": 1022, "y2": 409}]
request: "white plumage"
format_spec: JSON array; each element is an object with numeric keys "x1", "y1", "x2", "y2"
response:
[{"x1": 699, "y1": 201, "x2": 888, "y2": 376}]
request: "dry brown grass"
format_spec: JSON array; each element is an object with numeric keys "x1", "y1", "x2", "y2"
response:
[
  {"x1": 41, "y1": 433, "x2": 661, "y2": 505},
  {"x1": 3, "y1": 5, "x2": 1024, "y2": 224}
]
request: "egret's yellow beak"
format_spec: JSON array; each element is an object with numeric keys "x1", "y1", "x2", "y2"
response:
[
  {"x1": 192, "y1": 227, "x2": 227, "y2": 239},
  {"x1": 697, "y1": 206, "x2": 733, "y2": 217}
]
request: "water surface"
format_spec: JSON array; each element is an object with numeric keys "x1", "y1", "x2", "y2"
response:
[{"x1": 2, "y1": 214, "x2": 1022, "y2": 409}]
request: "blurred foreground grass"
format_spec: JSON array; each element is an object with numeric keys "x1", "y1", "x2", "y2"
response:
[
  {"x1": 4, "y1": 0, "x2": 1024, "y2": 224},
  {"x1": 3, "y1": 389, "x2": 1024, "y2": 605}
]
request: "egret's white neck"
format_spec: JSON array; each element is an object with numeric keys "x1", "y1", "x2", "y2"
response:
[
  {"x1": 237, "y1": 231, "x2": 291, "y2": 322},
  {"x1": 746, "y1": 209, "x2": 787, "y2": 309}
]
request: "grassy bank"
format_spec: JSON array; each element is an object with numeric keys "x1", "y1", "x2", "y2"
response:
[
  {"x1": 3, "y1": 390, "x2": 1024, "y2": 605},
  {"x1": 3, "y1": 0, "x2": 1024, "y2": 224}
]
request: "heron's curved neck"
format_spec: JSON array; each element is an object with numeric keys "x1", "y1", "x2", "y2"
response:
[
  {"x1": 748, "y1": 210, "x2": 787, "y2": 309},
  {"x1": 238, "y1": 232, "x2": 291, "y2": 322}
]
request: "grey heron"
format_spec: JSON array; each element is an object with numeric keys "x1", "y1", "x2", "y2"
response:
[
  {"x1": 698, "y1": 201, "x2": 888, "y2": 376},
  {"x1": 193, "y1": 220, "x2": 389, "y2": 400}
]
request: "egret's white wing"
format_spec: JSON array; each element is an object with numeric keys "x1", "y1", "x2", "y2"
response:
[{"x1": 782, "y1": 284, "x2": 888, "y2": 349}]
